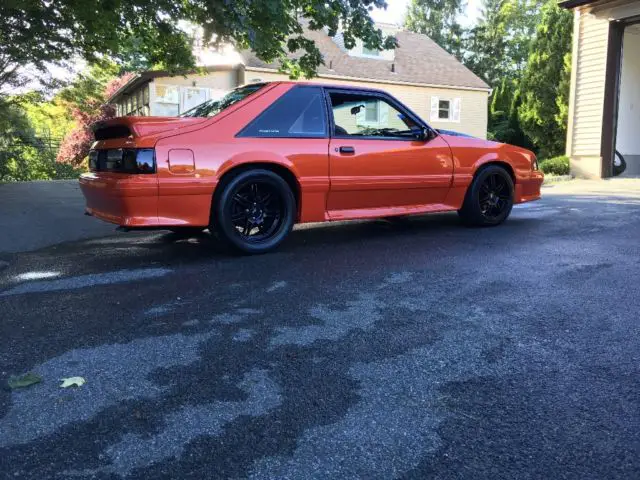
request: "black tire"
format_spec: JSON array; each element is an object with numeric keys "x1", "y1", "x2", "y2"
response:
[
  {"x1": 168, "y1": 227, "x2": 206, "y2": 236},
  {"x1": 211, "y1": 169, "x2": 295, "y2": 254},
  {"x1": 613, "y1": 150, "x2": 627, "y2": 177},
  {"x1": 458, "y1": 165, "x2": 514, "y2": 227}
]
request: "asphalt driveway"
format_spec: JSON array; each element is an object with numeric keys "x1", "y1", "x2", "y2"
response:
[
  {"x1": 0, "y1": 179, "x2": 639, "y2": 479},
  {"x1": 0, "y1": 180, "x2": 117, "y2": 254}
]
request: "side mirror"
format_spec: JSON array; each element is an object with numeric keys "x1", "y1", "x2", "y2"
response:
[
  {"x1": 350, "y1": 104, "x2": 366, "y2": 115},
  {"x1": 412, "y1": 127, "x2": 431, "y2": 141}
]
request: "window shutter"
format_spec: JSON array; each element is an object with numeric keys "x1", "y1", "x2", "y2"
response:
[
  {"x1": 430, "y1": 96, "x2": 439, "y2": 122},
  {"x1": 379, "y1": 101, "x2": 389, "y2": 125},
  {"x1": 452, "y1": 98, "x2": 461, "y2": 122}
]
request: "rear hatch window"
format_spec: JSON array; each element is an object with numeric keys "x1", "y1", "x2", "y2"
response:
[{"x1": 180, "y1": 83, "x2": 266, "y2": 118}]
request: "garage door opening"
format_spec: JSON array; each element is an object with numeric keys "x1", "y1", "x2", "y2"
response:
[{"x1": 615, "y1": 23, "x2": 640, "y2": 177}]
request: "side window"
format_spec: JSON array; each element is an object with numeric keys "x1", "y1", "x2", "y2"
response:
[
  {"x1": 329, "y1": 91, "x2": 419, "y2": 139},
  {"x1": 438, "y1": 99, "x2": 450, "y2": 120},
  {"x1": 239, "y1": 86, "x2": 327, "y2": 138}
]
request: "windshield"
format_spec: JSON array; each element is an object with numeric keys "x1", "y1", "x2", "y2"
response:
[{"x1": 180, "y1": 83, "x2": 266, "y2": 118}]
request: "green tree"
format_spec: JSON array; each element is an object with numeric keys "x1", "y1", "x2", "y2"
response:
[
  {"x1": 56, "y1": 66, "x2": 135, "y2": 166},
  {"x1": 21, "y1": 93, "x2": 74, "y2": 141},
  {"x1": 463, "y1": 0, "x2": 508, "y2": 85},
  {"x1": 518, "y1": 0, "x2": 572, "y2": 158},
  {"x1": 0, "y1": 0, "x2": 397, "y2": 97},
  {"x1": 464, "y1": 0, "x2": 543, "y2": 86},
  {"x1": 488, "y1": 82, "x2": 535, "y2": 149},
  {"x1": 404, "y1": 0, "x2": 466, "y2": 59},
  {"x1": 555, "y1": 51, "x2": 572, "y2": 134},
  {"x1": 0, "y1": 98, "x2": 73, "y2": 182}
]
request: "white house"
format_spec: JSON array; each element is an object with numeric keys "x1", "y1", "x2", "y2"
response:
[{"x1": 109, "y1": 23, "x2": 490, "y2": 138}]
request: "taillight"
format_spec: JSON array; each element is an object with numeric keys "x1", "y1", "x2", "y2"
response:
[{"x1": 88, "y1": 149, "x2": 155, "y2": 174}]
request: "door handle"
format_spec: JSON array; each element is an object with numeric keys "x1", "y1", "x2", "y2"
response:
[{"x1": 338, "y1": 146, "x2": 355, "y2": 154}]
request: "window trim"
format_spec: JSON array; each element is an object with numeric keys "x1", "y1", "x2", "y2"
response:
[
  {"x1": 236, "y1": 85, "x2": 329, "y2": 139},
  {"x1": 324, "y1": 87, "x2": 433, "y2": 142},
  {"x1": 430, "y1": 96, "x2": 461, "y2": 123}
]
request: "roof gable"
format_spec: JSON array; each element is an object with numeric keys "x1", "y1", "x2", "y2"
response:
[{"x1": 242, "y1": 27, "x2": 489, "y2": 90}]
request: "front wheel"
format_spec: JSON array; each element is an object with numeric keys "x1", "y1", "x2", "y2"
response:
[
  {"x1": 212, "y1": 169, "x2": 296, "y2": 254},
  {"x1": 458, "y1": 165, "x2": 514, "y2": 226}
]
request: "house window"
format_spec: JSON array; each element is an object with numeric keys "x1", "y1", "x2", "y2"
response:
[
  {"x1": 439, "y1": 100, "x2": 450, "y2": 120},
  {"x1": 155, "y1": 84, "x2": 179, "y2": 104},
  {"x1": 181, "y1": 87, "x2": 210, "y2": 113},
  {"x1": 365, "y1": 101, "x2": 379, "y2": 122},
  {"x1": 155, "y1": 84, "x2": 180, "y2": 116},
  {"x1": 328, "y1": 91, "x2": 420, "y2": 139},
  {"x1": 430, "y1": 96, "x2": 461, "y2": 123},
  {"x1": 362, "y1": 46, "x2": 379, "y2": 56},
  {"x1": 116, "y1": 85, "x2": 151, "y2": 116}
]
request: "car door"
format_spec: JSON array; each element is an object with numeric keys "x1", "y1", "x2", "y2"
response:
[{"x1": 325, "y1": 89, "x2": 453, "y2": 218}]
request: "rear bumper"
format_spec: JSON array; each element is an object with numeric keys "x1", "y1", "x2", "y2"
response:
[
  {"x1": 515, "y1": 171, "x2": 544, "y2": 203},
  {"x1": 79, "y1": 173, "x2": 159, "y2": 226}
]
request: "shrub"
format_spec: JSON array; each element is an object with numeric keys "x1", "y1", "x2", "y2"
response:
[
  {"x1": 539, "y1": 155, "x2": 570, "y2": 176},
  {"x1": 57, "y1": 72, "x2": 135, "y2": 166}
]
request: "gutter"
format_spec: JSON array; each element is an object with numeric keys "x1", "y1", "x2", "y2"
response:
[{"x1": 558, "y1": 0, "x2": 598, "y2": 8}]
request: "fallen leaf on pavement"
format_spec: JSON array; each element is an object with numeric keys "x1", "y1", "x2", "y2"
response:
[
  {"x1": 60, "y1": 377, "x2": 86, "y2": 388},
  {"x1": 8, "y1": 372, "x2": 42, "y2": 389}
]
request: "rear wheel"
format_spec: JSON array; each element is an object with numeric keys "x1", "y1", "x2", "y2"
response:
[
  {"x1": 458, "y1": 165, "x2": 514, "y2": 226},
  {"x1": 212, "y1": 169, "x2": 295, "y2": 254}
]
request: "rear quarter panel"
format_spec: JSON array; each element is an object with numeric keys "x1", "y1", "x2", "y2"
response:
[{"x1": 152, "y1": 83, "x2": 330, "y2": 225}]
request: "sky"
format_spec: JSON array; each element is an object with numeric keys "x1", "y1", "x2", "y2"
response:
[{"x1": 370, "y1": 0, "x2": 483, "y2": 28}]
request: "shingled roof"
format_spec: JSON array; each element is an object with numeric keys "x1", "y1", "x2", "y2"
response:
[{"x1": 242, "y1": 27, "x2": 489, "y2": 91}]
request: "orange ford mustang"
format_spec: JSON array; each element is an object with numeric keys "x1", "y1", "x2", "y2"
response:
[{"x1": 80, "y1": 81, "x2": 543, "y2": 253}]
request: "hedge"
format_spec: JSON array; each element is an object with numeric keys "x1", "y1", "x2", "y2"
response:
[{"x1": 539, "y1": 155, "x2": 570, "y2": 176}]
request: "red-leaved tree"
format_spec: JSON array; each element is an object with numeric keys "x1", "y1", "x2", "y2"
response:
[{"x1": 57, "y1": 73, "x2": 134, "y2": 166}]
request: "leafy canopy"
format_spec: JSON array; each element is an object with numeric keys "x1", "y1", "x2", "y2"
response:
[
  {"x1": 517, "y1": 0, "x2": 572, "y2": 158},
  {"x1": 405, "y1": 0, "x2": 466, "y2": 60},
  {"x1": 0, "y1": 0, "x2": 397, "y2": 94}
]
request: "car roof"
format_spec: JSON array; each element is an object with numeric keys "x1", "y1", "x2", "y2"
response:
[{"x1": 259, "y1": 81, "x2": 387, "y2": 94}]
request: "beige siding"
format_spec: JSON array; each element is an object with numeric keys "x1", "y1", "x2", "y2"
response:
[
  {"x1": 245, "y1": 69, "x2": 489, "y2": 138},
  {"x1": 566, "y1": 8, "x2": 610, "y2": 177},
  {"x1": 152, "y1": 71, "x2": 238, "y2": 91}
]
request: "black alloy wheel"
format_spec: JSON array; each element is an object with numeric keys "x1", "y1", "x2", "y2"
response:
[
  {"x1": 458, "y1": 165, "x2": 514, "y2": 226},
  {"x1": 230, "y1": 182, "x2": 283, "y2": 241},
  {"x1": 479, "y1": 172, "x2": 511, "y2": 221},
  {"x1": 212, "y1": 169, "x2": 295, "y2": 254}
]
